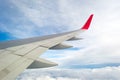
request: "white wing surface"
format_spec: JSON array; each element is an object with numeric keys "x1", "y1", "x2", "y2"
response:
[{"x1": 0, "y1": 14, "x2": 93, "y2": 80}]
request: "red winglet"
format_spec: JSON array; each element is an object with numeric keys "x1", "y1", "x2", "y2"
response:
[{"x1": 81, "y1": 14, "x2": 93, "y2": 30}]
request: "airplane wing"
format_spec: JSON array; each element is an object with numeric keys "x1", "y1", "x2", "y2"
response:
[{"x1": 0, "y1": 14, "x2": 93, "y2": 80}]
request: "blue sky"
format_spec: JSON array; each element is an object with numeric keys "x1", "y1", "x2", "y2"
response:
[{"x1": 1, "y1": 0, "x2": 120, "y2": 80}]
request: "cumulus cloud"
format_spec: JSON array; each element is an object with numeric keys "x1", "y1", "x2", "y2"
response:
[{"x1": 17, "y1": 67, "x2": 120, "y2": 80}]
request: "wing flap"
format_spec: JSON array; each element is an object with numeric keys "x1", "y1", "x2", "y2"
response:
[
  {"x1": 67, "y1": 37, "x2": 83, "y2": 41},
  {"x1": 28, "y1": 58, "x2": 58, "y2": 69},
  {"x1": 50, "y1": 43, "x2": 72, "y2": 49}
]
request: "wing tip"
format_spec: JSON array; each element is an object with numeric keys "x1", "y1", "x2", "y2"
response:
[{"x1": 81, "y1": 14, "x2": 94, "y2": 30}]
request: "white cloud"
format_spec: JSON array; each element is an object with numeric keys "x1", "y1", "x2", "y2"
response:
[{"x1": 17, "y1": 67, "x2": 120, "y2": 80}]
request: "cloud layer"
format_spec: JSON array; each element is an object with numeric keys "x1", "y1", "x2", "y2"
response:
[{"x1": 17, "y1": 67, "x2": 120, "y2": 80}]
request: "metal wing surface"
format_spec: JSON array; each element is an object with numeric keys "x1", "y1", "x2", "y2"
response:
[{"x1": 0, "y1": 14, "x2": 93, "y2": 80}]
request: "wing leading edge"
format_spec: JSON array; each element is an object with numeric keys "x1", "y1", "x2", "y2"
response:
[{"x1": 0, "y1": 14, "x2": 93, "y2": 80}]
